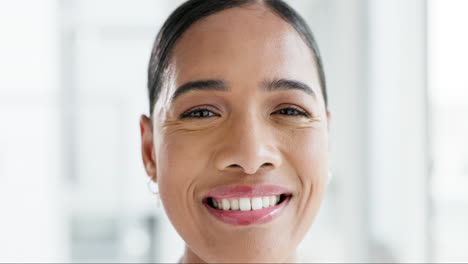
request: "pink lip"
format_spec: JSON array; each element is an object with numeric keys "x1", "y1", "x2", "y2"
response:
[{"x1": 202, "y1": 184, "x2": 292, "y2": 226}]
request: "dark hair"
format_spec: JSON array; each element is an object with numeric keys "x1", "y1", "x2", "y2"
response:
[{"x1": 147, "y1": 0, "x2": 327, "y2": 117}]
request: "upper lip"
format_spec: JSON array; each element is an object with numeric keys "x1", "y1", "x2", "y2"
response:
[{"x1": 202, "y1": 184, "x2": 292, "y2": 200}]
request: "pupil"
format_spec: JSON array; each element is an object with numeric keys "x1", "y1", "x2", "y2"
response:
[{"x1": 194, "y1": 110, "x2": 209, "y2": 117}]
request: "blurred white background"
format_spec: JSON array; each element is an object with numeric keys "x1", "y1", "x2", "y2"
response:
[{"x1": 0, "y1": 0, "x2": 467, "y2": 262}]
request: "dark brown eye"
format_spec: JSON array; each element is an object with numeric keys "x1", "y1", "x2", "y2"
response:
[
  {"x1": 180, "y1": 106, "x2": 310, "y2": 119},
  {"x1": 180, "y1": 108, "x2": 218, "y2": 119},
  {"x1": 273, "y1": 107, "x2": 310, "y2": 117}
]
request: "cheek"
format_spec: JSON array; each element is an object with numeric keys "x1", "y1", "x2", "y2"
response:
[
  {"x1": 155, "y1": 132, "x2": 209, "y2": 210},
  {"x1": 283, "y1": 128, "x2": 328, "y2": 216},
  {"x1": 283, "y1": 128, "x2": 329, "y2": 178},
  {"x1": 154, "y1": 132, "x2": 219, "y2": 250},
  {"x1": 285, "y1": 128, "x2": 328, "y2": 229},
  {"x1": 158, "y1": 139, "x2": 200, "y2": 177}
]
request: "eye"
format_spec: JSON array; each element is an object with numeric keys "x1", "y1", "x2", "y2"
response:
[
  {"x1": 273, "y1": 106, "x2": 310, "y2": 117},
  {"x1": 180, "y1": 107, "x2": 219, "y2": 119},
  {"x1": 180, "y1": 106, "x2": 311, "y2": 119}
]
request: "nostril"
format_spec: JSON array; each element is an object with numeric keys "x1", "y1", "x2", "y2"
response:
[{"x1": 224, "y1": 163, "x2": 274, "y2": 175}]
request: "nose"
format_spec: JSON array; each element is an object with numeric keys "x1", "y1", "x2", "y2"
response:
[{"x1": 213, "y1": 113, "x2": 282, "y2": 175}]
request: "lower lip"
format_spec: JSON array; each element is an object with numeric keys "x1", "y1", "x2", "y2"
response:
[{"x1": 203, "y1": 197, "x2": 291, "y2": 226}]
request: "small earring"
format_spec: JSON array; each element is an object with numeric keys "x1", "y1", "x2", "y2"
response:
[
  {"x1": 327, "y1": 170, "x2": 333, "y2": 185},
  {"x1": 147, "y1": 177, "x2": 161, "y2": 209}
]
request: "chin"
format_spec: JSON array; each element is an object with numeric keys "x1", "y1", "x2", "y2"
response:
[
  {"x1": 199, "y1": 244, "x2": 294, "y2": 263},
  {"x1": 207, "y1": 255, "x2": 289, "y2": 263}
]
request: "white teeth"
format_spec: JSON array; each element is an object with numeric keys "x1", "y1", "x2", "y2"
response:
[
  {"x1": 211, "y1": 195, "x2": 284, "y2": 211},
  {"x1": 239, "y1": 198, "x2": 251, "y2": 211},
  {"x1": 269, "y1": 196, "x2": 276, "y2": 207},
  {"x1": 230, "y1": 199, "x2": 239, "y2": 210},
  {"x1": 251, "y1": 197, "x2": 263, "y2": 210},
  {"x1": 262, "y1": 196, "x2": 270, "y2": 208},
  {"x1": 221, "y1": 199, "x2": 230, "y2": 210}
]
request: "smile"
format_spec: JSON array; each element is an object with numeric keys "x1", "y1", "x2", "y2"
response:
[{"x1": 202, "y1": 184, "x2": 293, "y2": 226}]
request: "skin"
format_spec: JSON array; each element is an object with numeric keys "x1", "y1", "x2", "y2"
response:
[{"x1": 140, "y1": 3, "x2": 330, "y2": 263}]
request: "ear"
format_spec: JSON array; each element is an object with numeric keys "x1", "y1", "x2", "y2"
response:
[
  {"x1": 326, "y1": 111, "x2": 331, "y2": 132},
  {"x1": 140, "y1": 115, "x2": 157, "y2": 182}
]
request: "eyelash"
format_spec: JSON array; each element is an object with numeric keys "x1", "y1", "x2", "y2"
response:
[{"x1": 180, "y1": 106, "x2": 311, "y2": 119}]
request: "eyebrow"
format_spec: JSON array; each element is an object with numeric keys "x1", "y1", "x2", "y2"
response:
[
  {"x1": 262, "y1": 78, "x2": 317, "y2": 98},
  {"x1": 170, "y1": 78, "x2": 316, "y2": 104}
]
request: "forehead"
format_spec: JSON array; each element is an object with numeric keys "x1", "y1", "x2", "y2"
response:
[{"x1": 170, "y1": 4, "x2": 319, "y2": 94}]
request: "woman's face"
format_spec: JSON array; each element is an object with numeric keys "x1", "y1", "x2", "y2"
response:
[{"x1": 140, "y1": 5, "x2": 330, "y2": 263}]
